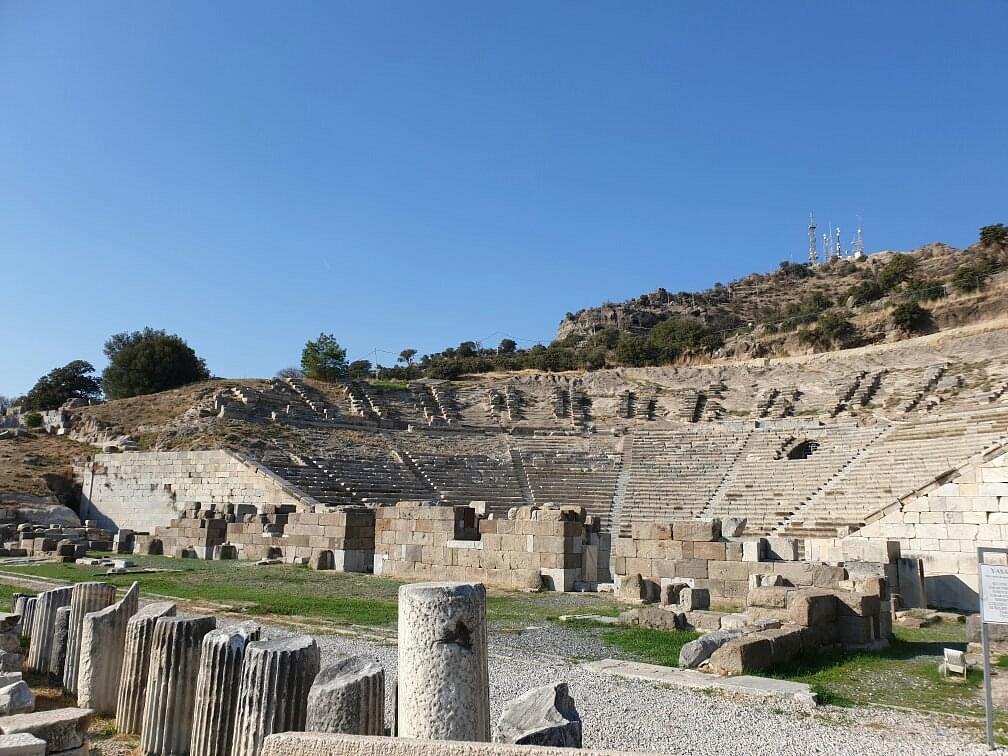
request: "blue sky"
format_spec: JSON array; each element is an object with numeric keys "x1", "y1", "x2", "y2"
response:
[{"x1": 1, "y1": 2, "x2": 1006, "y2": 397}]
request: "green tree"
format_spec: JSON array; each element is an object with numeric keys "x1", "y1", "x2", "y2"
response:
[
  {"x1": 497, "y1": 338, "x2": 517, "y2": 354},
  {"x1": 102, "y1": 329, "x2": 210, "y2": 400},
  {"x1": 347, "y1": 360, "x2": 372, "y2": 381},
  {"x1": 891, "y1": 301, "x2": 931, "y2": 333},
  {"x1": 846, "y1": 279, "x2": 885, "y2": 306},
  {"x1": 615, "y1": 334, "x2": 656, "y2": 367},
  {"x1": 952, "y1": 265, "x2": 985, "y2": 293},
  {"x1": 398, "y1": 349, "x2": 417, "y2": 366},
  {"x1": 22, "y1": 360, "x2": 103, "y2": 410},
  {"x1": 979, "y1": 223, "x2": 1008, "y2": 247},
  {"x1": 877, "y1": 254, "x2": 917, "y2": 291},
  {"x1": 300, "y1": 333, "x2": 348, "y2": 382},
  {"x1": 23, "y1": 411, "x2": 43, "y2": 429},
  {"x1": 647, "y1": 316, "x2": 723, "y2": 362}
]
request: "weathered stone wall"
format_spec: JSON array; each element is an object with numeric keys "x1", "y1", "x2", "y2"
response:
[
  {"x1": 77, "y1": 451, "x2": 310, "y2": 532},
  {"x1": 614, "y1": 521, "x2": 848, "y2": 603},
  {"x1": 840, "y1": 448, "x2": 1008, "y2": 611},
  {"x1": 374, "y1": 503, "x2": 592, "y2": 591}
]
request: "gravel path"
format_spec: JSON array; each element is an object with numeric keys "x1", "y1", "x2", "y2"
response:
[{"x1": 218, "y1": 617, "x2": 993, "y2": 756}]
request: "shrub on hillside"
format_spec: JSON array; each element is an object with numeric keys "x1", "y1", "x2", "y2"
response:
[
  {"x1": 891, "y1": 301, "x2": 931, "y2": 333},
  {"x1": 102, "y1": 329, "x2": 210, "y2": 400},
  {"x1": 798, "y1": 311, "x2": 858, "y2": 350},
  {"x1": 21, "y1": 360, "x2": 103, "y2": 411},
  {"x1": 846, "y1": 279, "x2": 885, "y2": 306},
  {"x1": 877, "y1": 254, "x2": 917, "y2": 291},
  {"x1": 980, "y1": 223, "x2": 1008, "y2": 248},
  {"x1": 952, "y1": 265, "x2": 986, "y2": 293},
  {"x1": 23, "y1": 411, "x2": 43, "y2": 429}
]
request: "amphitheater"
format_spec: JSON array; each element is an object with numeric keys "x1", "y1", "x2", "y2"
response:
[{"x1": 61, "y1": 323, "x2": 1008, "y2": 612}]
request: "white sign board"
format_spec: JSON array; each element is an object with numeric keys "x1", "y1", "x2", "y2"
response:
[{"x1": 980, "y1": 563, "x2": 1008, "y2": 624}]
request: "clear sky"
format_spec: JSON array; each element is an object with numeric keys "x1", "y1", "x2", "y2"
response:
[{"x1": 1, "y1": 2, "x2": 1006, "y2": 397}]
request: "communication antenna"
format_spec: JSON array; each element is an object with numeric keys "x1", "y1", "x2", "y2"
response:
[
  {"x1": 808, "y1": 211, "x2": 818, "y2": 266},
  {"x1": 853, "y1": 217, "x2": 865, "y2": 259},
  {"x1": 834, "y1": 226, "x2": 842, "y2": 260}
]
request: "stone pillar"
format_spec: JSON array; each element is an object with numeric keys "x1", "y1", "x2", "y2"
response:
[
  {"x1": 231, "y1": 635, "x2": 320, "y2": 756},
  {"x1": 62, "y1": 582, "x2": 116, "y2": 693},
  {"x1": 48, "y1": 606, "x2": 71, "y2": 680},
  {"x1": 139, "y1": 615, "x2": 215, "y2": 756},
  {"x1": 77, "y1": 582, "x2": 140, "y2": 715},
  {"x1": 115, "y1": 601, "x2": 176, "y2": 736},
  {"x1": 306, "y1": 656, "x2": 384, "y2": 736},
  {"x1": 397, "y1": 582, "x2": 489, "y2": 742},
  {"x1": 25, "y1": 587, "x2": 73, "y2": 674},
  {"x1": 189, "y1": 622, "x2": 260, "y2": 756},
  {"x1": 19, "y1": 599, "x2": 36, "y2": 642}
]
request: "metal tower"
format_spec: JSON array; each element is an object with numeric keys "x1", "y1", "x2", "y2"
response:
[
  {"x1": 808, "y1": 211, "x2": 818, "y2": 266},
  {"x1": 852, "y1": 219, "x2": 865, "y2": 259}
]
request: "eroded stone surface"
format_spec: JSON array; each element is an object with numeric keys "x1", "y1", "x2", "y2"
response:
[
  {"x1": 306, "y1": 656, "x2": 384, "y2": 736},
  {"x1": 25, "y1": 588, "x2": 72, "y2": 675},
  {"x1": 231, "y1": 635, "x2": 320, "y2": 756},
  {"x1": 47, "y1": 607, "x2": 71, "y2": 681},
  {"x1": 494, "y1": 682, "x2": 581, "y2": 747},
  {"x1": 0, "y1": 708, "x2": 92, "y2": 753},
  {"x1": 77, "y1": 582, "x2": 139, "y2": 715},
  {"x1": 397, "y1": 582, "x2": 489, "y2": 742},
  {"x1": 116, "y1": 601, "x2": 176, "y2": 736},
  {"x1": 62, "y1": 583, "x2": 116, "y2": 694}
]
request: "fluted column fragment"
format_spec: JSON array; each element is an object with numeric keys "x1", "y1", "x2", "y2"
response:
[
  {"x1": 116, "y1": 601, "x2": 176, "y2": 736},
  {"x1": 78, "y1": 582, "x2": 140, "y2": 714},
  {"x1": 26, "y1": 587, "x2": 72, "y2": 673},
  {"x1": 48, "y1": 605, "x2": 72, "y2": 680},
  {"x1": 306, "y1": 656, "x2": 385, "y2": 736},
  {"x1": 63, "y1": 582, "x2": 116, "y2": 693}
]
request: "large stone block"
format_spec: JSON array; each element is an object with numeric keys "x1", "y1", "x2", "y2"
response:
[
  {"x1": 787, "y1": 590, "x2": 837, "y2": 627},
  {"x1": 0, "y1": 708, "x2": 92, "y2": 753},
  {"x1": 746, "y1": 587, "x2": 789, "y2": 609},
  {"x1": 231, "y1": 635, "x2": 320, "y2": 756},
  {"x1": 493, "y1": 683, "x2": 580, "y2": 747},
  {"x1": 678, "y1": 631, "x2": 740, "y2": 669},
  {"x1": 77, "y1": 583, "x2": 139, "y2": 715},
  {"x1": 0, "y1": 733, "x2": 45, "y2": 756},
  {"x1": 707, "y1": 635, "x2": 773, "y2": 676},
  {"x1": 672, "y1": 520, "x2": 720, "y2": 542},
  {"x1": 306, "y1": 656, "x2": 384, "y2": 736},
  {"x1": 397, "y1": 582, "x2": 489, "y2": 742},
  {"x1": 116, "y1": 601, "x2": 176, "y2": 736}
]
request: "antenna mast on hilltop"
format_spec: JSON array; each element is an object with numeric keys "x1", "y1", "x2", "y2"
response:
[
  {"x1": 834, "y1": 226, "x2": 843, "y2": 260},
  {"x1": 808, "y1": 211, "x2": 818, "y2": 266},
  {"x1": 852, "y1": 218, "x2": 865, "y2": 259}
]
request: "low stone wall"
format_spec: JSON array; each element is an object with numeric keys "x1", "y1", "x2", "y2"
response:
[
  {"x1": 374, "y1": 503, "x2": 594, "y2": 591},
  {"x1": 77, "y1": 451, "x2": 312, "y2": 532},
  {"x1": 614, "y1": 521, "x2": 848, "y2": 604}
]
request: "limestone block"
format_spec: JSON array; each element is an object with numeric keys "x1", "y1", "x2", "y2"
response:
[
  {"x1": 0, "y1": 654, "x2": 20, "y2": 676},
  {"x1": 25, "y1": 588, "x2": 72, "y2": 675},
  {"x1": 0, "y1": 733, "x2": 46, "y2": 756},
  {"x1": 746, "y1": 587, "x2": 789, "y2": 609},
  {"x1": 47, "y1": 607, "x2": 71, "y2": 681},
  {"x1": 77, "y1": 582, "x2": 139, "y2": 715},
  {"x1": 62, "y1": 582, "x2": 116, "y2": 694},
  {"x1": 787, "y1": 590, "x2": 837, "y2": 627},
  {"x1": 721, "y1": 517, "x2": 747, "y2": 538},
  {"x1": 190, "y1": 622, "x2": 260, "y2": 756},
  {"x1": 397, "y1": 582, "x2": 489, "y2": 742},
  {"x1": 616, "y1": 574, "x2": 646, "y2": 604},
  {"x1": 0, "y1": 708, "x2": 92, "y2": 753},
  {"x1": 672, "y1": 520, "x2": 720, "y2": 542},
  {"x1": 617, "y1": 606, "x2": 682, "y2": 631},
  {"x1": 707, "y1": 635, "x2": 773, "y2": 676},
  {"x1": 493, "y1": 683, "x2": 580, "y2": 747},
  {"x1": 139, "y1": 615, "x2": 216, "y2": 756},
  {"x1": 741, "y1": 539, "x2": 766, "y2": 562},
  {"x1": 762, "y1": 627, "x2": 803, "y2": 665},
  {"x1": 679, "y1": 587, "x2": 710, "y2": 611},
  {"x1": 0, "y1": 682, "x2": 32, "y2": 718},
  {"x1": 116, "y1": 601, "x2": 176, "y2": 736},
  {"x1": 231, "y1": 635, "x2": 320, "y2": 756},
  {"x1": 306, "y1": 656, "x2": 384, "y2": 736},
  {"x1": 678, "y1": 630, "x2": 740, "y2": 669}
]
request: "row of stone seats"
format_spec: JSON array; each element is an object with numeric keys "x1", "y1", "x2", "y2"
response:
[
  {"x1": 782, "y1": 407, "x2": 1008, "y2": 537},
  {"x1": 308, "y1": 454, "x2": 435, "y2": 506},
  {"x1": 512, "y1": 437, "x2": 621, "y2": 528},
  {"x1": 405, "y1": 452, "x2": 525, "y2": 518}
]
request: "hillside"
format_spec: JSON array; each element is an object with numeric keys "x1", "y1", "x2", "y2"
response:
[{"x1": 554, "y1": 237, "x2": 1008, "y2": 360}]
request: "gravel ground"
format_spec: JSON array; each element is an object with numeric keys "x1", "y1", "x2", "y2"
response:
[{"x1": 216, "y1": 617, "x2": 995, "y2": 756}]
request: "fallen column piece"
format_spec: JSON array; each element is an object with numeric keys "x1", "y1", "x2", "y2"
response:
[
  {"x1": 0, "y1": 732, "x2": 46, "y2": 756},
  {"x1": 189, "y1": 622, "x2": 260, "y2": 756},
  {"x1": 77, "y1": 582, "x2": 139, "y2": 715},
  {"x1": 139, "y1": 615, "x2": 216, "y2": 756},
  {"x1": 397, "y1": 581, "x2": 489, "y2": 742},
  {"x1": 306, "y1": 656, "x2": 384, "y2": 736},
  {"x1": 116, "y1": 601, "x2": 176, "y2": 736},
  {"x1": 0, "y1": 708, "x2": 93, "y2": 755},
  {"x1": 26, "y1": 588, "x2": 72, "y2": 674},
  {"x1": 493, "y1": 682, "x2": 581, "y2": 747},
  {"x1": 17, "y1": 601, "x2": 35, "y2": 644},
  {"x1": 0, "y1": 682, "x2": 34, "y2": 716},
  {"x1": 231, "y1": 635, "x2": 320, "y2": 756},
  {"x1": 62, "y1": 583, "x2": 116, "y2": 694}
]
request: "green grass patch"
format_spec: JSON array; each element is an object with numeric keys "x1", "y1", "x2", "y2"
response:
[
  {"x1": 367, "y1": 380, "x2": 409, "y2": 393},
  {"x1": 0, "y1": 582, "x2": 33, "y2": 610},
  {"x1": 600, "y1": 626, "x2": 701, "y2": 667}
]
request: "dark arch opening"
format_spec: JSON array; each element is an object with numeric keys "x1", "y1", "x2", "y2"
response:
[{"x1": 787, "y1": 440, "x2": 820, "y2": 460}]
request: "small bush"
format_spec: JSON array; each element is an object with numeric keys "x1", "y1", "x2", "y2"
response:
[
  {"x1": 23, "y1": 412, "x2": 43, "y2": 429},
  {"x1": 892, "y1": 301, "x2": 931, "y2": 333},
  {"x1": 847, "y1": 280, "x2": 885, "y2": 306},
  {"x1": 952, "y1": 265, "x2": 985, "y2": 293}
]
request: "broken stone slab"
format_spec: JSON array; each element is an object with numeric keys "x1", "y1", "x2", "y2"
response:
[
  {"x1": 0, "y1": 732, "x2": 46, "y2": 756},
  {"x1": 25, "y1": 588, "x2": 72, "y2": 675},
  {"x1": 679, "y1": 587, "x2": 710, "y2": 612},
  {"x1": 62, "y1": 582, "x2": 116, "y2": 694},
  {"x1": 397, "y1": 582, "x2": 489, "y2": 742},
  {"x1": 77, "y1": 582, "x2": 139, "y2": 715},
  {"x1": 116, "y1": 601, "x2": 176, "y2": 736},
  {"x1": 189, "y1": 622, "x2": 261, "y2": 756},
  {"x1": 0, "y1": 683, "x2": 33, "y2": 717},
  {"x1": 0, "y1": 656, "x2": 19, "y2": 677},
  {"x1": 306, "y1": 656, "x2": 384, "y2": 736},
  {"x1": 231, "y1": 635, "x2": 320, "y2": 756},
  {"x1": 0, "y1": 708, "x2": 92, "y2": 753},
  {"x1": 139, "y1": 615, "x2": 216, "y2": 756},
  {"x1": 721, "y1": 517, "x2": 747, "y2": 538},
  {"x1": 678, "y1": 631, "x2": 741, "y2": 669},
  {"x1": 616, "y1": 574, "x2": 646, "y2": 604},
  {"x1": 493, "y1": 682, "x2": 581, "y2": 747},
  {"x1": 47, "y1": 608, "x2": 71, "y2": 681}
]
